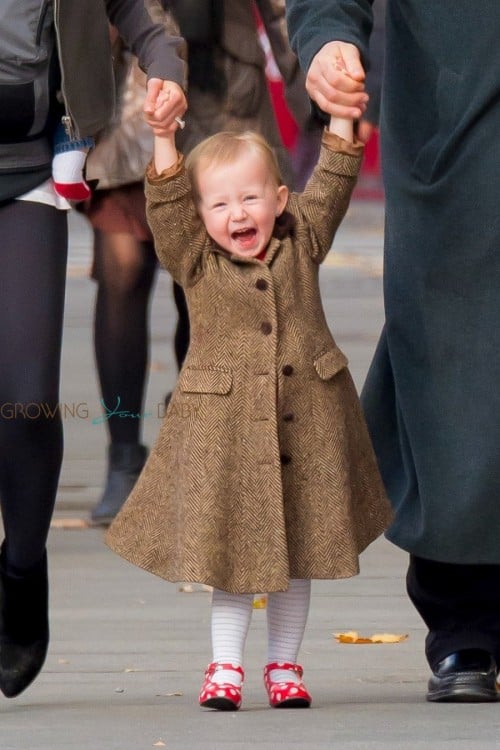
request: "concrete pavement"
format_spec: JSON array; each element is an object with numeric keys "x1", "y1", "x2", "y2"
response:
[{"x1": 2, "y1": 204, "x2": 500, "y2": 748}]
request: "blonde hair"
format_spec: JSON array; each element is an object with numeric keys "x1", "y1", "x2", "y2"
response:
[{"x1": 185, "y1": 131, "x2": 283, "y2": 202}]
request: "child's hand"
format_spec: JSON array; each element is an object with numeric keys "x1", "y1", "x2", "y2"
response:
[
  {"x1": 328, "y1": 59, "x2": 365, "y2": 142},
  {"x1": 144, "y1": 80, "x2": 187, "y2": 136}
]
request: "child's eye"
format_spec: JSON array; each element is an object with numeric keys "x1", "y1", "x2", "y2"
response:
[
  {"x1": 244, "y1": 195, "x2": 258, "y2": 202},
  {"x1": 212, "y1": 202, "x2": 226, "y2": 209}
]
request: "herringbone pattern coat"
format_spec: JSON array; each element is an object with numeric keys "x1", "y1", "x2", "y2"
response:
[{"x1": 106, "y1": 133, "x2": 392, "y2": 593}]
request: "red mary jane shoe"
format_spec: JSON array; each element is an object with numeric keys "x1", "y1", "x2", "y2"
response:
[
  {"x1": 199, "y1": 662, "x2": 244, "y2": 711},
  {"x1": 263, "y1": 662, "x2": 312, "y2": 708}
]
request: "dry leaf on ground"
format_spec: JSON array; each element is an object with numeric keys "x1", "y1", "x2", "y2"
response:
[
  {"x1": 334, "y1": 631, "x2": 408, "y2": 644},
  {"x1": 253, "y1": 595, "x2": 267, "y2": 609},
  {"x1": 178, "y1": 583, "x2": 212, "y2": 593},
  {"x1": 50, "y1": 518, "x2": 89, "y2": 529}
]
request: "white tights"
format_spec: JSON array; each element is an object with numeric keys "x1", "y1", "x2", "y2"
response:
[{"x1": 210, "y1": 579, "x2": 311, "y2": 686}]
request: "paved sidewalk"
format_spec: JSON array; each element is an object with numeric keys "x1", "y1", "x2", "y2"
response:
[{"x1": 2, "y1": 204, "x2": 500, "y2": 748}]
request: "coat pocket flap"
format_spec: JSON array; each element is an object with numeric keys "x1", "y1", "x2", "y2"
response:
[
  {"x1": 178, "y1": 367, "x2": 232, "y2": 394},
  {"x1": 313, "y1": 348, "x2": 349, "y2": 380}
]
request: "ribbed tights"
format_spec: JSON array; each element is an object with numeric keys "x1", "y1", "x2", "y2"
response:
[{"x1": 210, "y1": 580, "x2": 311, "y2": 686}]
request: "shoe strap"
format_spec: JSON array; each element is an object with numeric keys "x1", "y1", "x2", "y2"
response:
[
  {"x1": 205, "y1": 662, "x2": 244, "y2": 680},
  {"x1": 264, "y1": 662, "x2": 303, "y2": 678}
]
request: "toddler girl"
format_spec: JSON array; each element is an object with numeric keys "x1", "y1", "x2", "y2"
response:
[{"x1": 106, "y1": 100, "x2": 392, "y2": 710}]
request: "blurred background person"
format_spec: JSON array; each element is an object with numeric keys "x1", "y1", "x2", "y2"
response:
[{"x1": 79, "y1": 22, "x2": 177, "y2": 525}]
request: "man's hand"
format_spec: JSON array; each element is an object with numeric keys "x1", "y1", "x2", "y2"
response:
[
  {"x1": 306, "y1": 41, "x2": 368, "y2": 120},
  {"x1": 144, "y1": 80, "x2": 187, "y2": 135}
]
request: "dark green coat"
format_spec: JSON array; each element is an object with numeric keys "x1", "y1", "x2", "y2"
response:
[{"x1": 288, "y1": 1, "x2": 500, "y2": 563}]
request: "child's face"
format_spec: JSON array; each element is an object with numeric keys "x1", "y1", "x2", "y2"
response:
[{"x1": 196, "y1": 151, "x2": 289, "y2": 258}]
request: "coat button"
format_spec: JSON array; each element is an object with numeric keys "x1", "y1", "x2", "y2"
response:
[
  {"x1": 260, "y1": 321, "x2": 272, "y2": 335},
  {"x1": 255, "y1": 278, "x2": 268, "y2": 291},
  {"x1": 280, "y1": 454, "x2": 292, "y2": 465},
  {"x1": 282, "y1": 364, "x2": 294, "y2": 376},
  {"x1": 283, "y1": 412, "x2": 294, "y2": 422}
]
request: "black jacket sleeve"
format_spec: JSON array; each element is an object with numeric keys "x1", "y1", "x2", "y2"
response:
[
  {"x1": 286, "y1": 0, "x2": 374, "y2": 73},
  {"x1": 105, "y1": 0, "x2": 185, "y2": 85}
]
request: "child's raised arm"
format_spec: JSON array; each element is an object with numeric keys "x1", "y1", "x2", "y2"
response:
[
  {"x1": 327, "y1": 62, "x2": 363, "y2": 143},
  {"x1": 328, "y1": 114, "x2": 354, "y2": 143},
  {"x1": 154, "y1": 131, "x2": 178, "y2": 174},
  {"x1": 151, "y1": 87, "x2": 184, "y2": 173}
]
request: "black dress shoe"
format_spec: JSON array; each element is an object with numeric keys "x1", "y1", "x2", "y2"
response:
[{"x1": 427, "y1": 649, "x2": 499, "y2": 702}]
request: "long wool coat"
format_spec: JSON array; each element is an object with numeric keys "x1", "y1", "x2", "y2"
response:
[
  {"x1": 287, "y1": 1, "x2": 500, "y2": 563},
  {"x1": 106, "y1": 134, "x2": 392, "y2": 593}
]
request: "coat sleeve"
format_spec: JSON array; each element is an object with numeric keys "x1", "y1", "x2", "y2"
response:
[
  {"x1": 364, "y1": 0, "x2": 386, "y2": 125},
  {"x1": 292, "y1": 131, "x2": 363, "y2": 264},
  {"x1": 286, "y1": 0, "x2": 374, "y2": 73},
  {"x1": 104, "y1": 0, "x2": 185, "y2": 85},
  {"x1": 145, "y1": 162, "x2": 207, "y2": 287}
]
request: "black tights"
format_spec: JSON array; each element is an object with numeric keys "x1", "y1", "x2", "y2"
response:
[
  {"x1": 92, "y1": 230, "x2": 158, "y2": 445},
  {"x1": 0, "y1": 201, "x2": 67, "y2": 571}
]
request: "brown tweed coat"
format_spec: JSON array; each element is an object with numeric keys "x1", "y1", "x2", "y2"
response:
[{"x1": 106, "y1": 132, "x2": 392, "y2": 593}]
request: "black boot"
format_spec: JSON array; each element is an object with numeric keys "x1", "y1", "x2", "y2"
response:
[
  {"x1": 0, "y1": 546, "x2": 49, "y2": 698},
  {"x1": 90, "y1": 443, "x2": 147, "y2": 526}
]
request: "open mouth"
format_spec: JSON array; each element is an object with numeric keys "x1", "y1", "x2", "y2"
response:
[{"x1": 231, "y1": 228, "x2": 257, "y2": 248}]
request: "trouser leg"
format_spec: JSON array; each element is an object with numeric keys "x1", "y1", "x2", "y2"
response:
[{"x1": 406, "y1": 554, "x2": 500, "y2": 669}]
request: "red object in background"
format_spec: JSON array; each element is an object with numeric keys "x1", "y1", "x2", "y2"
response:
[
  {"x1": 363, "y1": 130, "x2": 380, "y2": 174},
  {"x1": 267, "y1": 78, "x2": 298, "y2": 150},
  {"x1": 253, "y1": 2, "x2": 382, "y2": 199},
  {"x1": 253, "y1": 5, "x2": 298, "y2": 150},
  {"x1": 354, "y1": 129, "x2": 384, "y2": 200}
]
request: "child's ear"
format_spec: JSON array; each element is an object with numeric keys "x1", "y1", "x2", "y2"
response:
[{"x1": 276, "y1": 185, "x2": 289, "y2": 216}]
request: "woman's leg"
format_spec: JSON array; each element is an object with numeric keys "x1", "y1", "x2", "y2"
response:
[
  {"x1": 0, "y1": 200, "x2": 67, "y2": 569},
  {"x1": 91, "y1": 230, "x2": 157, "y2": 522},
  {"x1": 0, "y1": 199, "x2": 67, "y2": 697},
  {"x1": 93, "y1": 229, "x2": 157, "y2": 445}
]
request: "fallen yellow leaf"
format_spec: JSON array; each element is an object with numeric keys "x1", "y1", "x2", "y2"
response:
[
  {"x1": 253, "y1": 595, "x2": 267, "y2": 609},
  {"x1": 370, "y1": 633, "x2": 409, "y2": 643},
  {"x1": 50, "y1": 518, "x2": 89, "y2": 529},
  {"x1": 334, "y1": 631, "x2": 408, "y2": 644}
]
